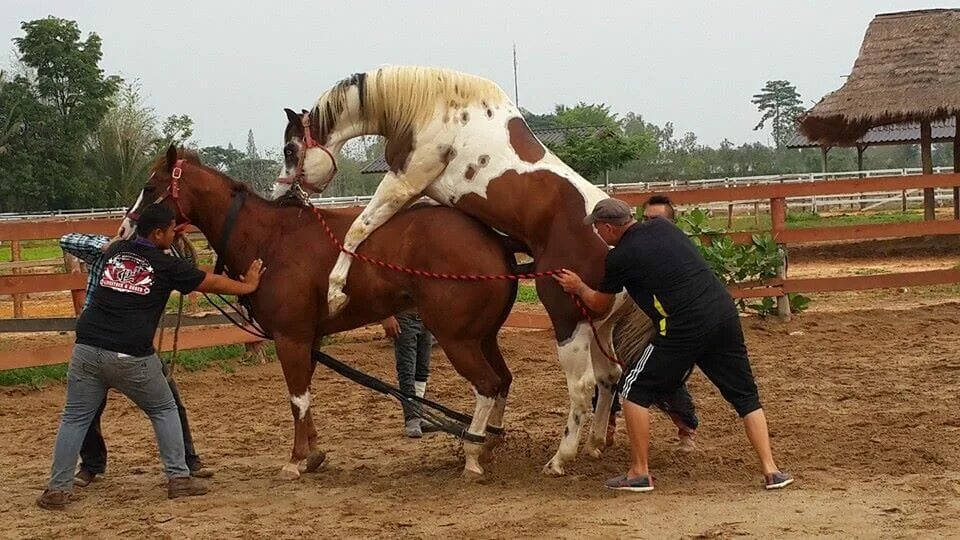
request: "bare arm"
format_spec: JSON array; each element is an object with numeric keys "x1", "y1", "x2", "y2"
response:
[
  {"x1": 553, "y1": 269, "x2": 616, "y2": 315},
  {"x1": 195, "y1": 259, "x2": 264, "y2": 296}
]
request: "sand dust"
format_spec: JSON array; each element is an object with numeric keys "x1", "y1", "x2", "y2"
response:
[{"x1": 2, "y1": 302, "x2": 960, "y2": 538}]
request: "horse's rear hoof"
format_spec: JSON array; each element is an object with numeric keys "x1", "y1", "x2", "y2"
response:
[
  {"x1": 461, "y1": 469, "x2": 487, "y2": 483},
  {"x1": 583, "y1": 442, "x2": 604, "y2": 459},
  {"x1": 304, "y1": 450, "x2": 327, "y2": 473},
  {"x1": 542, "y1": 461, "x2": 565, "y2": 477},
  {"x1": 276, "y1": 463, "x2": 301, "y2": 481}
]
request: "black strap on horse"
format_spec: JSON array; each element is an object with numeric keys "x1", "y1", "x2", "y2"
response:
[
  {"x1": 310, "y1": 350, "x2": 500, "y2": 444},
  {"x1": 213, "y1": 188, "x2": 248, "y2": 276}
]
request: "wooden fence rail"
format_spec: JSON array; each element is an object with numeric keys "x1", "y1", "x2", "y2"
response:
[{"x1": 4, "y1": 172, "x2": 960, "y2": 371}]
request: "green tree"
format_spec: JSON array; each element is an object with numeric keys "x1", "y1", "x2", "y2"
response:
[
  {"x1": 199, "y1": 145, "x2": 245, "y2": 171},
  {"x1": 157, "y1": 114, "x2": 193, "y2": 150},
  {"x1": 521, "y1": 108, "x2": 558, "y2": 130},
  {"x1": 14, "y1": 18, "x2": 119, "y2": 141},
  {"x1": 84, "y1": 82, "x2": 160, "y2": 205},
  {"x1": 751, "y1": 80, "x2": 804, "y2": 148},
  {"x1": 227, "y1": 130, "x2": 279, "y2": 195},
  {"x1": 1, "y1": 17, "x2": 120, "y2": 210},
  {"x1": 548, "y1": 130, "x2": 650, "y2": 181},
  {"x1": 554, "y1": 102, "x2": 619, "y2": 129}
]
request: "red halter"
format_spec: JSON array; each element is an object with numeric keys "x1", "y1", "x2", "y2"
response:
[
  {"x1": 126, "y1": 159, "x2": 192, "y2": 234},
  {"x1": 275, "y1": 114, "x2": 338, "y2": 194}
]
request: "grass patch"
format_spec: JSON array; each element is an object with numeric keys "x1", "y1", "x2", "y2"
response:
[
  {"x1": 0, "y1": 364, "x2": 69, "y2": 389},
  {"x1": 695, "y1": 210, "x2": 923, "y2": 232},
  {"x1": 787, "y1": 211, "x2": 923, "y2": 229},
  {"x1": 0, "y1": 239, "x2": 63, "y2": 262},
  {"x1": 0, "y1": 342, "x2": 276, "y2": 389},
  {"x1": 516, "y1": 284, "x2": 540, "y2": 304}
]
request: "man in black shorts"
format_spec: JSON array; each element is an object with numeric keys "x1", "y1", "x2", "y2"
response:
[
  {"x1": 556, "y1": 198, "x2": 793, "y2": 492},
  {"x1": 596, "y1": 195, "x2": 699, "y2": 450}
]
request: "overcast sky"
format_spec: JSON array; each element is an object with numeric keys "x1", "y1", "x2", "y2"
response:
[{"x1": 2, "y1": 1, "x2": 947, "y2": 152}]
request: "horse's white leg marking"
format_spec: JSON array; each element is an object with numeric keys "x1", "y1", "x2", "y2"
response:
[
  {"x1": 463, "y1": 389, "x2": 496, "y2": 477},
  {"x1": 584, "y1": 322, "x2": 620, "y2": 458},
  {"x1": 290, "y1": 391, "x2": 310, "y2": 421},
  {"x1": 414, "y1": 381, "x2": 427, "y2": 398},
  {"x1": 487, "y1": 394, "x2": 507, "y2": 430},
  {"x1": 543, "y1": 324, "x2": 594, "y2": 476}
]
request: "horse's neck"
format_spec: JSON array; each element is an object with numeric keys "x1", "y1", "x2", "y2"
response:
[
  {"x1": 321, "y1": 88, "x2": 382, "y2": 148},
  {"x1": 190, "y1": 186, "x2": 276, "y2": 276}
]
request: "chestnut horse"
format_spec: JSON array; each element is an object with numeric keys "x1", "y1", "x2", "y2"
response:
[
  {"x1": 121, "y1": 146, "x2": 521, "y2": 479},
  {"x1": 274, "y1": 66, "x2": 641, "y2": 474}
]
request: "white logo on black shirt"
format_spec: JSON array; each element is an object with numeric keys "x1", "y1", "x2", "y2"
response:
[{"x1": 100, "y1": 253, "x2": 155, "y2": 295}]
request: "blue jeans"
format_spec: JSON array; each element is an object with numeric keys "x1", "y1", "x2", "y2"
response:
[
  {"x1": 78, "y1": 362, "x2": 200, "y2": 474},
  {"x1": 47, "y1": 344, "x2": 190, "y2": 491},
  {"x1": 393, "y1": 313, "x2": 432, "y2": 422}
]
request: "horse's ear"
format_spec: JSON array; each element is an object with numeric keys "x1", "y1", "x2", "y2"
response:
[
  {"x1": 165, "y1": 144, "x2": 178, "y2": 172},
  {"x1": 284, "y1": 108, "x2": 300, "y2": 125},
  {"x1": 301, "y1": 109, "x2": 308, "y2": 116}
]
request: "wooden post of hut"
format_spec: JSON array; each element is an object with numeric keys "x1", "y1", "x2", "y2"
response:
[
  {"x1": 921, "y1": 120, "x2": 935, "y2": 221},
  {"x1": 795, "y1": 10, "x2": 960, "y2": 222}
]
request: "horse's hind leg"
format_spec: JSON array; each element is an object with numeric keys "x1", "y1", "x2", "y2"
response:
[
  {"x1": 543, "y1": 323, "x2": 595, "y2": 476},
  {"x1": 327, "y1": 162, "x2": 444, "y2": 315},
  {"x1": 583, "y1": 321, "x2": 621, "y2": 458},
  {"x1": 274, "y1": 335, "x2": 316, "y2": 480},
  {"x1": 435, "y1": 337, "x2": 501, "y2": 479},
  {"x1": 481, "y1": 335, "x2": 512, "y2": 459}
]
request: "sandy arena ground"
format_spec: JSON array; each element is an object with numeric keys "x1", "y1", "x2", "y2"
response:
[{"x1": 2, "y1": 297, "x2": 960, "y2": 538}]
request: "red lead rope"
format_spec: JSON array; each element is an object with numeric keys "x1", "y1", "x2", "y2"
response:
[{"x1": 306, "y1": 204, "x2": 624, "y2": 368}]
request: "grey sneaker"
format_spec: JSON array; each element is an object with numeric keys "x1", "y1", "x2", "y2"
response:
[
  {"x1": 404, "y1": 419, "x2": 423, "y2": 438},
  {"x1": 605, "y1": 474, "x2": 654, "y2": 492},
  {"x1": 764, "y1": 471, "x2": 794, "y2": 490}
]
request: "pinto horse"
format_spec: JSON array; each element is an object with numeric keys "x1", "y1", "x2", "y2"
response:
[
  {"x1": 274, "y1": 66, "x2": 643, "y2": 475},
  {"x1": 121, "y1": 146, "x2": 522, "y2": 479}
]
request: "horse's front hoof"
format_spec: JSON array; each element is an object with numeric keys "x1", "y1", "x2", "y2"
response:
[
  {"x1": 304, "y1": 450, "x2": 327, "y2": 473},
  {"x1": 327, "y1": 291, "x2": 349, "y2": 315},
  {"x1": 276, "y1": 463, "x2": 301, "y2": 481},
  {"x1": 542, "y1": 460, "x2": 565, "y2": 477}
]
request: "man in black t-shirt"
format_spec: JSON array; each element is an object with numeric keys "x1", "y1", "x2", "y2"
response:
[
  {"x1": 555, "y1": 198, "x2": 793, "y2": 493},
  {"x1": 38, "y1": 204, "x2": 265, "y2": 510}
]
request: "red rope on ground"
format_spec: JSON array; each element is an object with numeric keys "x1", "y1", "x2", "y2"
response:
[{"x1": 307, "y1": 204, "x2": 623, "y2": 367}]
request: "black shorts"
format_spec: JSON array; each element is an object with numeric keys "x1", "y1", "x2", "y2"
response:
[{"x1": 619, "y1": 316, "x2": 761, "y2": 417}]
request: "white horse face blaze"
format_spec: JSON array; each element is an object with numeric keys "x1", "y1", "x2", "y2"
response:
[{"x1": 118, "y1": 189, "x2": 145, "y2": 239}]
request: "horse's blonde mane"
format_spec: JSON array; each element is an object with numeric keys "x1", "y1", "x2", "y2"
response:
[{"x1": 310, "y1": 66, "x2": 509, "y2": 142}]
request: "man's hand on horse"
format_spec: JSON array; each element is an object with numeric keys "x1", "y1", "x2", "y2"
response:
[
  {"x1": 381, "y1": 316, "x2": 401, "y2": 340},
  {"x1": 239, "y1": 259, "x2": 266, "y2": 293},
  {"x1": 554, "y1": 269, "x2": 587, "y2": 296}
]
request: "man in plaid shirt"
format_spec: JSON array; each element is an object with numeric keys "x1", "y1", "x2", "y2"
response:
[
  {"x1": 59, "y1": 234, "x2": 113, "y2": 307},
  {"x1": 58, "y1": 233, "x2": 211, "y2": 485}
]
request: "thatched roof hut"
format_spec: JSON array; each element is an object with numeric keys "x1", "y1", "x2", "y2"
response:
[{"x1": 799, "y1": 9, "x2": 960, "y2": 144}]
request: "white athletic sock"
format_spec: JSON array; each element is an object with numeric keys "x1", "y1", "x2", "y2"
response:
[{"x1": 414, "y1": 381, "x2": 427, "y2": 398}]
